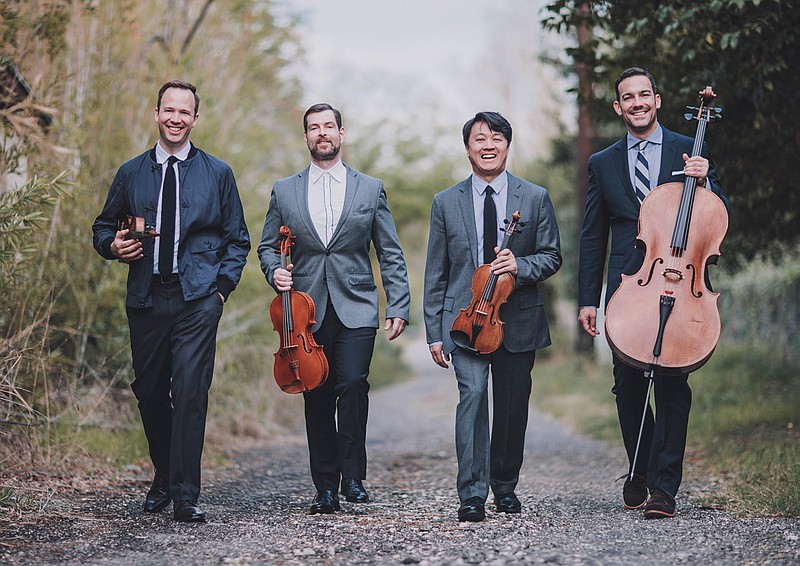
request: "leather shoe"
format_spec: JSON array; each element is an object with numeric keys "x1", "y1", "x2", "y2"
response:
[
  {"x1": 309, "y1": 489, "x2": 340, "y2": 514},
  {"x1": 494, "y1": 492, "x2": 521, "y2": 513},
  {"x1": 173, "y1": 500, "x2": 206, "y2": 523},
  {"x1": 457, "y1": 496, "x2": 486, "y2": 522},
  {"x1": 341, "y1": 478, "x2": 370, "y2": 503},
  {"x1": 143, "y1": 471, "x2": 170, "y2": 513},
  {"x1": 643, "y1": 488, "x2": 676, "y2": 519},
  {"x1": 623, "y1": 473, "x2": 649, "y2": 510}
]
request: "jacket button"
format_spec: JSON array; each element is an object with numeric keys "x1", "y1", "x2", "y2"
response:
[{"x1": 325, "y1": 251, "x2": 330, "y2": 256}]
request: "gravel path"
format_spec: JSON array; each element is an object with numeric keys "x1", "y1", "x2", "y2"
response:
[{"x1": 2, "y1": 336, "x2": 798, "y2": 565}]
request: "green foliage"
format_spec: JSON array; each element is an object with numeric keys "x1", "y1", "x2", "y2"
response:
[
  {"x1": 716, "y1": 248, "x2": 800, "y2": 365},
  {"x1": 542, "y1": 0, "x2": 800, "y2": 265}
]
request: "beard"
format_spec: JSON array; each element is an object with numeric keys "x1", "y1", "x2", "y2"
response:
[{"x1": 309, "y1": 138, "x2": 341, "y2": 162}]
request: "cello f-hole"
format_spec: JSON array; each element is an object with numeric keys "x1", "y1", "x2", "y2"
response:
[{"x1": 637, "y1": 258, "x2": 663, "y2": 286}]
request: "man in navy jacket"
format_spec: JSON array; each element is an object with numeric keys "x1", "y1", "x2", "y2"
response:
[
  {"x1": 578, "y1": 68, "x2": 728, "y2": 519},
  {"x1": 92, "y1": 80, "x2": 250, "y2": 522}
]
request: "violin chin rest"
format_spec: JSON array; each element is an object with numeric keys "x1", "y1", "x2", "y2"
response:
[{"x1": 450, "y1": 330, "x2": 480, "y2": 355}]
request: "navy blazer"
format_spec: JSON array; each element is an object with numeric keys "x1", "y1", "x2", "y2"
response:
[
  {"x1": 578, "y1": 126, "x2": 729, "y2": 309},
  {"x1": 92, "y1": 145, "x2": 250, "y2": 307}
]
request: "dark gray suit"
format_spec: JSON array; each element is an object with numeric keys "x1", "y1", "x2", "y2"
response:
[
  {"x1": 258, "y1": 164, "x2": 410, "y2": 491},
  {"x1": 424, "y1": 173, "x2": 561, "y2": 502}
]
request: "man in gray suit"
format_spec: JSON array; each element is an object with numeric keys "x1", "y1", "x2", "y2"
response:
[
  {"x1": 258, "y1": 103, "x2": 410, "y2": 515},
  {"x1": 424, "y1": 112, "x2": 561, "y2": 522}
]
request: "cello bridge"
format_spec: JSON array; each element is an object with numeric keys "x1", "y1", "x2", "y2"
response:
[{"x1": 661, "y1": 268, "x2": 684, "y2": 282}]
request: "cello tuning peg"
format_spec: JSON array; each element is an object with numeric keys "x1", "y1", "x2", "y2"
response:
[{"x1": 684, "y1": 113, "x2": 695, "y2": 121}]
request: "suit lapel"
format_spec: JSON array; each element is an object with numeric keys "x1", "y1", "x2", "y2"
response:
[
  {"x1": 506, "y1": 174, "x2": 523, "y2": 223},
  {"x1": 658, "y1": 127, "x2": 679, "y2": 185},
  {"x1": 293, "y1": 167, "x2": 326, "y2": 248},
  {"x1": 456, "y1": 178, "x2": 479, "y2": 268},
  {"x1": 328, "y1": 165, "x2": 359, "y2": 247},
  {"x1": 612, "y1": 138, "x2": 640, "y2": 209}
]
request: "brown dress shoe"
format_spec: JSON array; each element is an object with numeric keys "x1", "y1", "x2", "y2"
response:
[
  {"x1": 143, "y1": 471, "x2": 170, "y2": 513},
  {"x1": 622, "y1": 474, "x2": 648, "y2": 510},
  {"x1": 643, "y1": 488, "x2": 676, "y2": 519}
]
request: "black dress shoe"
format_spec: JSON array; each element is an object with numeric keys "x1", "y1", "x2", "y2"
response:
[
  {"x1": 457, "y1": 496, "x2": 486, "y2": 522},
  {"x1": 173, "y1": 500, "x2": 206, "y2": 523},
  {"x1": 309, "y1": 489, "x2": 340, "y2": 515},
  {"x1": 341, "y1": 478, "x2": 370, "y2": 503},
  {"x1": 623, "y1": 474, "x2": 649, "y2": 510},
  {"x1": 143, "y1": 471, "x2": 170, "y2": 513},
  {"x1": 494, "y1": 492, "x2": 521, "y2": 513}
]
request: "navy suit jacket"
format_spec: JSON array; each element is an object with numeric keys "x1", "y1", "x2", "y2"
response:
[{"x1": 578, "y1": 126, "x2": 729, "y2": 309}]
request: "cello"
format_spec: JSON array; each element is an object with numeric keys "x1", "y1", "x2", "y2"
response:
[
  {"x1": 450, "y1": 211, "x2": 522, "y2": 354},
  {"x1": 604, "y1": 86, "x2": 727, "y2": 375},
  {"x1": 603, "y1": 87, "x2": 726, "y2": 481},
  {"x1": 269, "y1": 225, "x2": 329, "y2": 394}
]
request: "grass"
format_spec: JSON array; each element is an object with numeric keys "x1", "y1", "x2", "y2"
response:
[{"x1": 533, "y1": 339, "x2": 800, "y2": 517}]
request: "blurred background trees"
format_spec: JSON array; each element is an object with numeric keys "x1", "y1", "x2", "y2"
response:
[{"x1": 1, "y1": 1, "x2": 797, "y2": 513}]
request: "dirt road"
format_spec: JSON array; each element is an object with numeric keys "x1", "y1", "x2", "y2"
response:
[{"x1": 2, "y1": 336, "x2": 798, "y2": 564}]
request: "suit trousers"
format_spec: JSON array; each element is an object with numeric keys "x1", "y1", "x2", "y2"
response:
[
  {"x1": 304, "y1": 305, "x2": 376, "y2": 492},
  {"x1": 451, "y1": 345, "x2": 535, "y2": 502},
  {"x1": 127, "y1": 281, "x2": 223, "y2": 503},
  {"x1": 612, "y1": 355, "x2": 691, "y2": 497}
]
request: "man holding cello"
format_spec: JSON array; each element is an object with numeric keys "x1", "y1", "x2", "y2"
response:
[
  {"x1": 258, "y1": 103, "x2": 410, "y2": 515},
  {"x1": 578, "y1": 68, "x2": 729, "y2": 518},
  {"x1": 423, "y1": 112, "x2": 562, "y2": 522}
]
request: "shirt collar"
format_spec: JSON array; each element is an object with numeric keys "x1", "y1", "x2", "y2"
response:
[
  {"x1": 471, "y1": 171, "x2": 508, "y2": 196},
  {"x1": 309, "y1": 160, "x2": 346, "y2": 184},
  {"x1": 155, "y1": 141, "x2": 191, "y2": 164},
  {"x1": 627, "y1": 124, "x2": 663, "y2": 151}
]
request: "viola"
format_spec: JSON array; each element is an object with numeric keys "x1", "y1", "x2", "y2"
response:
[
  {"x1": 269, "y1": 226, "x2": 329, "y2": 393},
  {"x1": 604, "y1": 87, "x2": 727, "y2": 375},
  {"x1": 450, "y1": 211, "x2": 522, "y2": 355}
]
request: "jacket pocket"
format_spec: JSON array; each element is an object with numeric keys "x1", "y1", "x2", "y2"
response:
[
  {"x1": 188, "y1": 236, "x2": 223, "y2": 284},
  {"x1": 443, "y1": 296, "x2": 455, "y2": 312},
  {"x1": 348, "y1": 273, "x2": 376, "y2": 290}
]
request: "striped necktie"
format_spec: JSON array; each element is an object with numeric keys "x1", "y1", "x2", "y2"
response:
[{"x1": 634, "y1": 140, "x2": 651, "y2": 203}]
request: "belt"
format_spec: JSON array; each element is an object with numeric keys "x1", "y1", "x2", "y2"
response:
[{"x1": 153, "y1": 273, "x2": 180, "y2": 285}]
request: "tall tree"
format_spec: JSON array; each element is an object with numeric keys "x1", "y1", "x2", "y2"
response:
[{"x1": 543, "y1": 0, "x2": 800, "y2": 265}]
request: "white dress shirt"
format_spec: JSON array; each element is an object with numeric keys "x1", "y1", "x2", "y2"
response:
[{"x1": 308, "y1": 160, "x2": 347, "y2": 247}]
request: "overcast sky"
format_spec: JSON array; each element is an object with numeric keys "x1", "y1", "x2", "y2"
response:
[{"x1": 277, "y1": 0, "x2": 574, "y2": 162}]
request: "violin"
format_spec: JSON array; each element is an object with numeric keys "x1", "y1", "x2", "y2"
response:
[
  {"x1": 120, "y1": 215, "x2": 159, "y2": 240},
  {"x1": 450, "y1": 211, "x2": 522, "y2": 355},
  {"x1": 604, "y1": 87, "x2": 727, "y2": 374},
  {"x1": 269, "y1": 225, "x2": 329, "y2": 393}
]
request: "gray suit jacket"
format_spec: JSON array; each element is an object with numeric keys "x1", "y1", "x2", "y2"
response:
[
  {"x1": 258, "y1": 164, "x2": 410, "y2": 331},
  {"x1": 423, "y1": 173, "x2": 562, "y2": 354}
]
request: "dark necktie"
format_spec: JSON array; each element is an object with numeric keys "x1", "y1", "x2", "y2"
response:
[
  {"x1": 159, "y1": 156, "x2": 178, "y2": 276},
  {"x1": 483, "y1": 185, "x2": 497, "y2": 265},
  {"x1": 634, "y1": 140, "x2": 651, "y2": 203}
]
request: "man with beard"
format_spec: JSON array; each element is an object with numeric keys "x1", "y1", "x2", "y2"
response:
[
  {"x1": 578, "y1": 67, "x2": 728, "y2": 518},
  {"x1": 258, "y1": 103, "x2": 410, "y2": 514}
]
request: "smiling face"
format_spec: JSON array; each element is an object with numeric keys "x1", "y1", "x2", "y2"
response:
[
  {"x1": 154, "y1": 87, "x2": 198, "y2": 153},
  {"x1": 304, "y1": 109, "x2": 345, "y2": 166},
  {"x1": 613, "y1": 74, "x2": 661, "y2": 138},
  {"x1": 466, "y1": 121, "x2": 510, "y2": 183}
]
